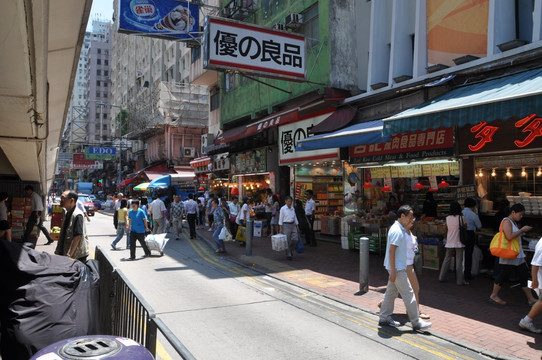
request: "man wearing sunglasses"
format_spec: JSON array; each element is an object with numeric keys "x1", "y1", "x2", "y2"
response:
[{"x1": 54, "y1": 191, "x2": 89, "y2": 262}]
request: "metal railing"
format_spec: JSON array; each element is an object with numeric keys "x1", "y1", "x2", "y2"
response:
[{"x1": 95, "y1": 246, "x2": 196, "y2": 359}]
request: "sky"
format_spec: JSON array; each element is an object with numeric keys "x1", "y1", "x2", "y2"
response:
[{"x1": 87, "y1": 0, "x2": 115, "y2": 30}]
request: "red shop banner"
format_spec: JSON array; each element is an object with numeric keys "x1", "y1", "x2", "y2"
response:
[
  {"x1": 458, "y1": 114, "x2": 542, "y2": 155},
  {"x1": 350, "y1": 127, "x2": 454, "y2": 163}
]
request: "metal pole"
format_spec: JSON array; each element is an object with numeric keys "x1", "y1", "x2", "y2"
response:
[
  {"x1": 358, "y1": 237, "x2": 370, "y2": 294},
  {"x1": 246, "y1": 219, "x2": 253, "y2": 256}
]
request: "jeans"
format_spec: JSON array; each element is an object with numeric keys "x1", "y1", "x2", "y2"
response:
[
  {"x1": 213, "y1": 224, "x2": 225, "y2": 251},
  {"x1": 112, "y1": 223, "x2": 129, "y2": 248}
]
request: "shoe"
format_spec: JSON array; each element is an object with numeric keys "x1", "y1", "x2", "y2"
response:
[
  {"x1": 45, "y1": 241, "x2": 53, "y2": 245},
  {"x1": 287, "y1": 256, "x2": 293, "y2": 260},
  {"x1": 176, "y1": 238, "x2": 180, "y2": 241},
  {"x1": 490, "y1": 296, "x2": 507, "y2": 305},
  {"x1": 377, "y1": 301, "x2": 382, "y2": 309},
  {"x1": 111, "y1": 243, "x2": 117, "y2": 250},
  {"x1": 125, "y1": 258, "x2": 136, "y2": 261},
  {"x1": 208, "y1": 228, "x2": 213, "y2": 232},
  {"x1": 519, "y1": 318, "x2": 542, "y2": 333},
  {"x1": 457, "y1": 281, "x2": 470, "y2": 286},
  {"x1": 413, "y1": 320, "x2": 432, "y2": 332},
  {"x1": 378, "y1": 317, "x2": 400, "y2": 327}
]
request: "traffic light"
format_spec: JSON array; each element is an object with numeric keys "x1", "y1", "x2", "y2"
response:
[{"x1": 98, "y1": 179, "x2": 103, "y2": 187}]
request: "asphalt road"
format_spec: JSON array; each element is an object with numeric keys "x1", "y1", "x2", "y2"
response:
[{"x1": 87, "y1": 213, "x2": 491, "y2": 360}]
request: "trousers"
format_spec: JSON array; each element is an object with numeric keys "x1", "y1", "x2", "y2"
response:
[
  {"x1": 187, "y1": 213, "x2": 197, "y2": 239},
  {"x1": 380, "y1": 270, "x2": 420, "y2": 324}
]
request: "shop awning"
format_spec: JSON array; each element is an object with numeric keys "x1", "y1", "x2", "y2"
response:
[
  {"x1": 119, "y1": 177, "x2": 136, "y2": 187},
  {"x1": 382, "y1": 67, "x2": 542, "y2": 136},
  {"x1": 190, "y1": 157, "x2": 211, "y2": 168},
  {"x1": 133, "y1": 182, "x2": 150, "y2": 191},
  {"x1": 309, "y1": 109, "x2": 357, "y2": 135},
  {"x1": 296, "y1": 120, "x2": 390, "y2": 151}
]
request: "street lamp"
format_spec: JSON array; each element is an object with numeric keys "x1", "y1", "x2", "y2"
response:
[{"x1": 96, "y1": 102, "x2": 123, "y2": 188}]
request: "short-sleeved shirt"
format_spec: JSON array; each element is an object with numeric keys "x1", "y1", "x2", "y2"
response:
[
  {"x1": 406, "y1": 232, "x2": 416, "y2": 266},
  {"x1": 531, "y1": 239, "x2": 542, "y2": 290},
  {"x1": 184, "y1": 199, "x2": 198, "y2": 214},
  {"x1": 305, "y1": 199, "x2": 316, "y2": 216},
  {"x1": 30, "y1": 192, "x2": 44, "y2": 212},
  {"x1": 462, "y1": 207, "x2": 482, "y2": 231},
  {"x1": 170, "y1": 202, "x2": 184, "y2": 219},
  {"x1": 117, "y1": 208, "x2": 128, "y2": 224},
  {"x1": 149, "y1": 199, "x2": 166, "y2": 219},
  {"x1": 445, "y1": 215, "x2": 464, "y2": 248},
  {"x1": 383, "y1": 220, "x2": 408, "y2": 271},
  {"x1": 265, "y1": 195, "x2": 273, "y2": 212},
  {"x1": 129, "y1": 208, "x2": 148, "y2": 233},
  {"x1": 279, "y1": 205, "x2": 298, "y2": 225}
]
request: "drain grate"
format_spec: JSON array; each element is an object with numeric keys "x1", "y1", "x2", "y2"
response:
[{"x1": 59, "y1": 337, "x2": 122, "y2": 359}]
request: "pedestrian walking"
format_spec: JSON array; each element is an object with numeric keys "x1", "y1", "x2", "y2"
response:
[
  {"x1": 212, "y1": 199, "x2": 226, "y2": 253},
  {"x1": 305, "y1": 190, "x2": 317, "y2": 246},
  {"x1": 23, "y1": 185, "x2": 54, "y2": 246},
  {"x1": 0, "y1": 192, "x2": 12, "y2": 241},
  {"x1": 148, "y1": 196, "x2": 167, "y2": 234},
  {"x1": 169, "y1": 195, "x2": 184, "y2": 241},
  {"x1": 54, "y1": 191, "x2": 89, "y2": 262},
  {"x1": 111, "y1": 199, "x2": 129, "y2": 250},
  {"x1": 126, "y1": 200, "x2": 151, "y2": 261},
  {"x1": 113, "y1": 193, "x2": 123, "y2": 230},
  {"x1": 462, "y1": 197, "x2": 482, "y2": 280},
  {"x1": 519, "y1": 238, "x2": 542, "y2": 333},
  {"x1": 264, "y1": 188, "x2": 273, "y2": 236},
  {"x1": 379, "y1": 205, "x2": 432, "y2": 331},
  {"x1": 278, "y1": 196, "x2": 299, "y2": 260},
  {"x1": 440, "y1": 202, "x2": 469, "y2": 285},
  {"x1": 185, "y1": 194, "x2": 199, "y2": 239},
  {"x1": 228, "y1": 196, "x2": 240, "y2": 239},
  {"x1": 489, "y1": 203, "x2": 537, "y2": 306},
  {"x1": 206, "y1": 193, "x2": 215, "y2": 231},
  {"x1": 197, "y1": 193, "x2": 206, "y2": 228},
  {"x1": 76, "y1": 198, "x2": 91, "y2": 222}
]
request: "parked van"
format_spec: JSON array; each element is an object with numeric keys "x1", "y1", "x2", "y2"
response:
[{"x1": 145, "y1": 174, "x2": 195, "y2": 205}]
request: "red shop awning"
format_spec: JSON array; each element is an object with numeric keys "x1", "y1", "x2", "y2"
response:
[
  {"x1": 119, "y1": 177, "x2": 136, "y2": 187},
  {"x1": 190, "y1": 156, "x2": 212, "y2": 168}
]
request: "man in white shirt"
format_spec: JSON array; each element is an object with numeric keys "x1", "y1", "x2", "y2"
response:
[
  {"x1": 304, "y1": 190, "x2": 317, "y2": 246},
  {"x1": 76, "y1": 199, "x2": 91, "y2": 222},
  {"x1": 23, "y1": 185, "x2": 54, "y2": 246},
  {"x1": 184, "y1": 194, "x2": 199, "y2": 239},
  {"x1": 279, "y1": 195, "x2": 299, "y2": 260},
  {"x1": 114, "y1": 193, "x2": 123, "y2": 229},
  {"x1": 148, "y1": 196, "x2": 167, "y2": 234}
]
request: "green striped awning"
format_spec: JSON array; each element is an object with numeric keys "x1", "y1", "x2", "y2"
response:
[{"x1": 382, "y1": 67, "x2": 542, "y2": 136}]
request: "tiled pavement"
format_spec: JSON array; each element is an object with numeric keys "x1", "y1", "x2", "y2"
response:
[{"x1": 196, "y1": 228, "x2": 542, "y2": 360}]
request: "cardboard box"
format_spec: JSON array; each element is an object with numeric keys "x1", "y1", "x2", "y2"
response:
[
  {"x1": 253, "y1": 220, "x2": 264, "y2": 237},
  {"x1": 423, "y1": 257, "x2": 440, "y2": 270}
]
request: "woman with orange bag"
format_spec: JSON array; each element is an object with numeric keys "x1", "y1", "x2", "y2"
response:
[{"x1": 489, "y1": 203, "x2": 537, "y2": 305}]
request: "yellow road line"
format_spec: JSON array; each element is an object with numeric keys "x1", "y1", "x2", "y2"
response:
[
  {"x1": 185, "y1": 230, "x2": 475, "y2": 360},
  {"x1": 156, "y1": 340, "x2": 173, "y2": 360}
]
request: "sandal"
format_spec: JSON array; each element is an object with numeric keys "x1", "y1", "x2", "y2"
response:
[
  {"x1": 490, "y1": 296, "x2": 507, "y2": 305},
  {"x1": 419, "y1": 313, "x2": 430, "y2": 320}
]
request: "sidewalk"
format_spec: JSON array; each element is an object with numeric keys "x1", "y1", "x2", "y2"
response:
[{"x1": 195, "y1": 226, "x2": 541, "y2": 360}]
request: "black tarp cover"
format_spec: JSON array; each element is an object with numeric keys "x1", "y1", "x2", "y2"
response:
[{"x1": 0, "y1": 240, "x2": 99, "y2": 359}]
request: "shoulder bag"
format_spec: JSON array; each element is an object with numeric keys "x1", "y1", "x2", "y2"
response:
[
  {"x1": 490, "y1": 218, "x2": 520, "y2": 259},
  {"x1": 459, "y1": 216, "x2": 468, "y2": 245}
]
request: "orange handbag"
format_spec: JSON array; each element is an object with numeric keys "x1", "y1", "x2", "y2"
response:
[{"x1": 490, "y1": 219, "x2": 520, "y2": 259}]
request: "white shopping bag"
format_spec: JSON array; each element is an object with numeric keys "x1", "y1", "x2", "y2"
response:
[{"x1": 271, "y1": 234, "x2": 288, "y2": 251}]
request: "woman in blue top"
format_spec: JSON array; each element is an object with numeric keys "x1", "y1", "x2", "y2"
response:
[
  {"x1": 126, "y1": 200, "x2": 151, "y2": 260},
  {"x1": 212, "y1": 199, "x2": 226, "y2": 253}
]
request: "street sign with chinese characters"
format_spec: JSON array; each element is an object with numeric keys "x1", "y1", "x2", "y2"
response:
[
  {"x1": 231, "y1": 148, "x2": 267, "y2": 174},
  {"x1": 458, "y1": 115, "x2": 542, "y2": 155},
  {"x1": 71, "y1": 153, "x2": 103, "y2": 169},
  {"x1": 278, "y1": 114, "x2": 340, "y2": 164},
  {"x1": 203, "y1": 17, "x2": 306, "y2": 80},
  {"x1": 118, "y1": 0, "x2": 199, "y2": 40}
]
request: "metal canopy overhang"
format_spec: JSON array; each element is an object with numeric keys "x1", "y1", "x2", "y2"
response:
[
  {"x1": 382, "y1": 67, "x2": 542, "y2": 136},
  {"x1": 0, "y1": 0, "x2": 92, "y2": 192},
  {"x1": 296, "y1": 120, "x2": 389, "y2": 151}
]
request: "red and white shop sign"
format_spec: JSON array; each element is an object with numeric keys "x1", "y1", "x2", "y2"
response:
[{"x1": 350, "y1": 127, "x2": 454, "y2": 157}]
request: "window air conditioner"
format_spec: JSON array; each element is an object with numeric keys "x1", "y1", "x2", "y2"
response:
[
  {"x1": 285, "y1": 13, "x2": 302, "y2": 29},
  {"x1": 272, "y1": 23, "x2": 286, "y2": 31},
  {"x1": 183, "y1": 147, "x2": 196, "y2": 158}
]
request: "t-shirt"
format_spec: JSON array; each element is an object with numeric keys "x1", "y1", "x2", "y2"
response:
[
  {"x1": 117, "y1": 208, "x2": 128, "y2": 224},
  {"x1": 149, "y1": 199, "x2": 166, "y2": 219},
  {"x1": 383, "y1": 220, "x2": 407, "y2": 271},
  {"x1": 30, "y1": 192, "x2": 44, "y2": 212},
  {"x1": 305, "y1": 199, "x2": 316, "y2": 216},
  {"x1": 531, "y1": 239, "x2": 542, "y2": 290},
  {"x1": 406, "y1": 232, "x2": 416, "y2": 266},
  {"x1": 129, "y1": 208, "x2": 148, "y2": 234},
  {"x1": 445, "y1": 215, "x2": 464, "y2": 248}
]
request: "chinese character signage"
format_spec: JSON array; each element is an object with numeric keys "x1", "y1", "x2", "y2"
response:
[
  {"x1": 118, "y1": 0, "x2": 199, "y2": 40},
  {"x1": 231, "y1": 148, "x2": 267, "y2": 174},
  {"x1": 458, "y1": 116, "x2": 542, "y2": 155},
  {"x1": 295, "y1": 166, "x2": 343, "y2": 177},
  {"x1": 350, "y1": 127, "x2": 454, "y2": 164},
  {"x1": 204, "y1": 17, "x2": 306, "y2": 79},
  {"x1": 72, "y1": 153, "x2": 103, "y2": 169},
  {"x1": 279, "y1": 114, "x2": 340, "y2": 164},
  {"x1": 85, "y1": 147, "x2": 116, "y2": 160},
  {"x1": 456, "y1": 184, "x2": 477, "y2": 205}
]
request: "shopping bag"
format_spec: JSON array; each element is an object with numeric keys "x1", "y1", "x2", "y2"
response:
[
  {"x1": 236, "y1": 226, "x2": 246, "y2": 242},
  {"x1": 271, "y1": 234, "x2": 288, "y2": 251},
  {"x1": 295, "y1": 233, "x2": 305, "y2": 254},
  {"x1": 218, "y1": 227, "x2": 227, "y2": 240},
  {"x1": 225, "y1": 228, "x2": 233, "y2": 242},
  {"x1": 490, "y1": 220, "x2": 520, "y2": 259}
]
